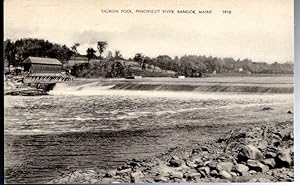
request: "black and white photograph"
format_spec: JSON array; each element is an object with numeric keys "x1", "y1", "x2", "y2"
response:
[{"x1": 4, "y1": 0, "x2": 294, "y2": 183}]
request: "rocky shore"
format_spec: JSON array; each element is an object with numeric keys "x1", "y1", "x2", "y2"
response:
[{"x1": 49, "y1": 120, "x2": 294, "y2": 183}]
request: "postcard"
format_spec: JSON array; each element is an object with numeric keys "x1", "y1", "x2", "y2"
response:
[{"x1": 4, "y1": 0, "x2": 294, "y2": 183}]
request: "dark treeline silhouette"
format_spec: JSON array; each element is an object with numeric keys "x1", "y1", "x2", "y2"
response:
[
  {"x1": 4, "y1": 38, "x2": 294, "y2": 78},
  {"x1": 133, "y1": 53, "x2": 294, "y2": 77},
  {"x1": 4, "y1": 38, "x2": 74, "y2": 66}
]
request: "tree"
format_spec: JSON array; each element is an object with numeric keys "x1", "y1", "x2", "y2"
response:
[
  {"x1": 133, "y1": 53, "x2": 144, "y2": 66},
  {"x1": 114, "y1": 50, "x2": 123, "y2": 60},
  {"x1": 4, "y1": 38, "x2": 73, "y2": 66},
  {"x1": 71, "y1": 43, "x2": 80, "y2": 54},
  {"x1": 106, "y1": 51, "x2": 113, "y2": 60},
  {"x1": 97, "y1": 41, "x2": 108, "y2": 59},
  {"x1": 86, "y1": 48, "x2": 97, "y2": 61}
]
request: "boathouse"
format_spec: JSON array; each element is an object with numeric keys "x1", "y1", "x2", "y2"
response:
[{"x1": 22, "y1": 57, "x2": 62, "y2": 74}]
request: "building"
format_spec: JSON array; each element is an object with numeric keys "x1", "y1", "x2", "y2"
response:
[
  {"x1": 64, "y1": 56, "x2": 89, "y2": 68},
  {"x1": 22, "y1": 57, "x2": 62, "y2": 73}
]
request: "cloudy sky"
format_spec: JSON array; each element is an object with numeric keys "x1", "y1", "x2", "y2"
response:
[{"x1": 4, "y1": 0, "x2": 293, "y2": 63}]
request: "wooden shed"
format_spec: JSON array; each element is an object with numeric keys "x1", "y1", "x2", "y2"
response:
[{"x1": 22, "y1": 57, "x2": 62, "y2": 74}]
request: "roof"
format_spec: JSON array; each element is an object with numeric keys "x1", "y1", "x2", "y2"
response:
[{"x1": 22, "y1": 57, "x2": 62, "y2": 65}]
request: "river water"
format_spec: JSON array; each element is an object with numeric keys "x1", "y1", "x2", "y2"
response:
[{"x1": 4, "y1": 81, "x2": 293, "y2": 183}]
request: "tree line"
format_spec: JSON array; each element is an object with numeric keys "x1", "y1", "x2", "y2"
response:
[{"x1": 4, "y1": 38, "x2": 294, "y2": 77}]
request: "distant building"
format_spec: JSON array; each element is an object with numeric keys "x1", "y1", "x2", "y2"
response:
[
  {"x1": 22, "y1": 57, "x2": 62, "y2": 73},
  {"x1": 65, "y1": 56, "x2": 89, "y2": 68}
]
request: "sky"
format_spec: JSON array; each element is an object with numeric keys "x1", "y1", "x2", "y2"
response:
[{"x1": 4, "y1": 0, "x2": 294, "y2": 63}]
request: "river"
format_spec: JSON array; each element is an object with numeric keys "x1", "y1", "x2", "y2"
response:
[{"x1": 4, "y1": 79, "x2": 293, "y2": 183}]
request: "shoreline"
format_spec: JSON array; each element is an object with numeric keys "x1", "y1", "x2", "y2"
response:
[{"x1": 49, "y1": 120, "x2": 294, "y2": 183}]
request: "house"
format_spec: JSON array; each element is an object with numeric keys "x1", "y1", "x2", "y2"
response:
[{"x1": 22, "y1": 57, "x2": 62, "y2": 74}]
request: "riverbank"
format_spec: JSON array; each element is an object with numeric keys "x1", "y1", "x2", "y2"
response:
[{"x1": 49, "y1": 120, "x2": 294, "y2": 183}]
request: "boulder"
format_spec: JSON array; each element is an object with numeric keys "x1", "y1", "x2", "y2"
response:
[
  {"x1": 169, "y1": 156, "x2": 184, "y2": 167},
  {"x1": 216, "y1": 161, "x2": 234, "y2": 172},
  {"x1": 265, "y1": 151, "x2": 277, "y2": 158},
  {"x1": 219, "y1": 170, "x2": 232, "y2": 179},
  {"x1": 186, "y1": 158, "x2": 204, "y2": 168},
  {"x1": 207, "y1": 161, "x2": 218, "y2": 170},
  {"x1": 169, "y1": 171, "x2": 184, "y2": 179},
  {"x1": 197, "y1": 166, "x2": 210, "y2": 176},
  {"x1": 238, "y1": 145, "x2": 263, "y2": 162},
  {"x1": 154, "y1": 175, "x2": 168, "y2": 182},
  {"x1": 230, "y1": 172, "x2": 238, "y2": 177},
  {"x1": 257, "y1": 141, "x2": 269, "y2": 150},
  {"x1": 276, "y1": 148, "x2": 293, "y2": 167},
  {"x1": 130, "y1": 170, "x2": 144, "y2": 183},
  {"x1": 104, "y1": 170, "x2": 117, "y2": 177},
  {"x1": 262, "y1": 158, "x2": 276, "y2": 168},
  {"x1": 116, "y1": 168, "x2": 132, "y2": 175},
  {"x1": 210, "y1": 170, "x2": 219, "y2": 177},
  {"x1": 187, "y1": 172, "x2": 202, "y2": 180},
  {"x1": 233, "y1": 163, "x2": 249, "y2": 176},
  {"x1": 247, "y1": 160, "x2": 269, "y2": 173}
]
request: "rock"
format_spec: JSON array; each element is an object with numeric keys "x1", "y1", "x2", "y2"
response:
[
  {"x1": 238, "y1": 145, "x2": 263, "y2": 162},
  {"x1": 219, "y1": 170, "x2": 232, "y2": 179},
  {"x1": 283, "y1": 132, "x2": 294, "y2": 141},
  {"x1": 169, "y1": 156, "x2": 184, "y2": 167},
  {"x1": 266, "y1": 151, "x2": 277, "y2": 158},
  {"x1": 266, "y1": 171, "x2": 272, "y2": 175},
  {"x1": 187, "y1": 172, "x2": 202, "y2": 179},
  {"x1": 186, "y1": 158, "x2": 204, "y2": 168},
  {"x1": 247, "y1": 160, "x2": 269, "y2": 173},
  {"x1": 191, "y1": 148, "x2": 201, "y2": 155},
  {"x1": 169, "y1": 171, "x2": 184, "y2": 179},
  {"x1": 257, "y1": 141, "x2": 269, "y2": 150},
  {"x1": 116, "y1": 168, "x2": 132, "y2": 175},
  {"x1": 262, "y1": 158, "x2": 276, "y2": 168},
  {"x1": 248, "y1": 170, "x2": 257, "y2": 174},
  {"x1": 154, "y1": 175, "x2": 168, "y2": 182},
  {"x1": 207, "y1": 161, "x2": 218, "y2": 170},
  {"x1": 230, "y1": 172, "x2": 238, "y2": 177},
  {"x1": 195, "y1": 159, "x2": 204, "y2": 167},
  {"x1": 210, "y1": 170, "x2": 219, "y2": 177},
  {"x1": 287, "y1": 171, "x2": 294, "y2": 178},
  {"x1": 233, "y1": 164, "x2": 249, "y2": 176},
  {"x1": 101, "y1": 177, "x2": 114, "y2": 183},
  {"x1": 186, "y1": 160, "x2": 198, "y2": 168},
  {"x1": 216, "y1": 161, "x2": 234, "y2": 172},
  {"x1": 248, "y1": 178, "x2": 258, "y2": 182},
  {"x1": 201, "y1": 147, "x2": 209, "y2": 152},
  {"x1": 197, "y1": 166, "x2": 210, "y2": 176},
  {"x1": 130, "y1": 170, "x2": 144, "y2": 183},
  {"x1": 276, "y1": 148, "x2": 292, "y2": 167},
  {"x1": 104, "y1": 170, "x2": 117, "y2": 177}
]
